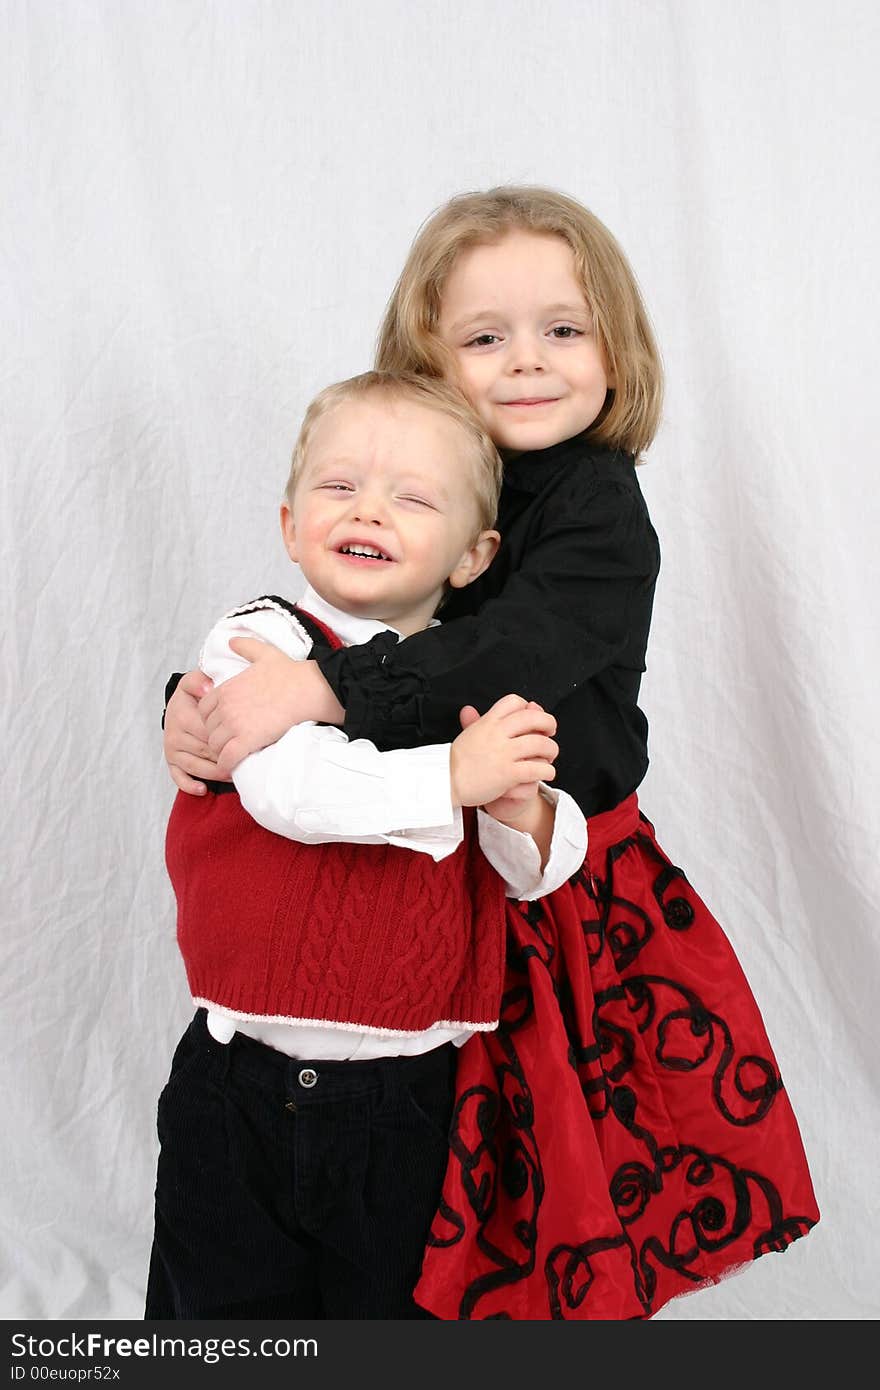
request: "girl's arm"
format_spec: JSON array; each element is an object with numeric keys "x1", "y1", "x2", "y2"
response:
[
  {"x1": 318, "y1": 476, "x2": 658, "y2": 748},
  {"x1": 164, "y1": 669, "x2": 222, "y2": 794},
  {"x1": 193, "y1": 606, "x2": 584, "y2": 893},
  {"x1": 192, "y1": 476, "x2": 657, "y2": 780}
]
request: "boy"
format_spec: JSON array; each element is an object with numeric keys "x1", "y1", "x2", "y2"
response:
[{"x1": 147, "y1": 372, "x2": 586, "y2": 1320}]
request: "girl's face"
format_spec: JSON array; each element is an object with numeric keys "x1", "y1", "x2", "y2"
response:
[{"x1": 437, "y1": 230, "x2": 611, "y2": 454}]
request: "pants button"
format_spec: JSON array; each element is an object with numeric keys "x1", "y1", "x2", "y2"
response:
[{"x1": 298, "y1": 1068, "x2": 318, "y2": 1088}]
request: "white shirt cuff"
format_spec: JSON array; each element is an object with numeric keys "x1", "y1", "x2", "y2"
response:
[{"x1": 477, "y1": 785, "x2": 587, "y2": 900}]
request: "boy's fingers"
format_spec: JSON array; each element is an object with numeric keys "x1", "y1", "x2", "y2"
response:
[
  {"x1": 458, "y1": 704, "x2": 481, "y2": 730},
  {"x1": 498, "y1": 782, "x2": 540, "y2": 803},
  {"x1": 510, "y1": 734, "x2": 558, "y2": 762},
  {"x1": 502, "y1": 711, "x2": 557, "y2": 739},
  {"x1": 513, "y1": 761, "x2": 556, "y2": 783},
  {"x1": 486, "y1": 693, "x2": 530, "y2": 718}
]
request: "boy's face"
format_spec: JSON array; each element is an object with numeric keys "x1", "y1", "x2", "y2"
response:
[
  {"x1": 437, "y1": 230, "x2": 612, "y2": 454},
  {"x1": 282, "y1": 396, "x2": 499, "y2": 636}
]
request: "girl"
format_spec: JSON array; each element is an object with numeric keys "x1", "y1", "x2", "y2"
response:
[{"x1": 164, "y1": 186, "x2": 820, "y2": 1319}]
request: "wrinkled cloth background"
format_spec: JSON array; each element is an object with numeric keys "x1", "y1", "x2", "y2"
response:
[{"x1": 2, "y1": 0, "x2": 877, "y2": 1321}]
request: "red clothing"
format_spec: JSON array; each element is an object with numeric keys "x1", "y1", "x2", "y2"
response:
[
  {"x1": 415, "y1": 796, "x2": 820, "y2": 1319},
  {"x1": 165, "y1": 604, "x2": 507, "y2": 1035},
  {"x1": 166, "y1": 792, "x2": 506, "y2": 1033}
]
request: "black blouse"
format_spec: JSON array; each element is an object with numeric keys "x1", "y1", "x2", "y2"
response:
[{"x1": 317, "y1": 430, "x2": 661, "y2": 818}]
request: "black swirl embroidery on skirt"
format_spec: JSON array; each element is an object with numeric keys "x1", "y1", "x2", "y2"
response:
[
  {"x1": 609, "y1": 1145, "x2": 817, "y2": 1308},
  {"x1": 429, "y1": 916, "x2": 546, "y2": 1320},
  {"x1": 591, "y1": 976, "x2": 782, "y2": 1126},
  {"x1": 544, "y1": 1235, "x2": 649, "y2": 1319},
  {"x1": 542, "y1": 1147, "x2": 818, "y2": 1318},
  {"x1": 419, "y1": 830, "x2": 818, "y2": 1319},
  {"x1": 632, "y1": 830, "x2": 696, "y2": 930},
  {"x1": 571, "y1": 865, "x2": 606, "y2": 964},
  {"x1": 509, "y1": 897, "x2": 556, "y2": 973}
]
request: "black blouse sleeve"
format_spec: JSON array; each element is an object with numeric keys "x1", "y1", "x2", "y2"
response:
[{"x1": 316, "y1": 475, "x2": 659, "y2": 752}]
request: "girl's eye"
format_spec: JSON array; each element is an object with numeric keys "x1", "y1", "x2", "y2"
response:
[
  {"x1": 464, "y1": 332, "x2": 501, "y2": 348},
  {"x1": 398, "y1": 495, "x2": 433, "y2": 508},
  {"x1": 319, "y1": 482, "x2": 354, "y2": 492},
  {"x1": 549, "y1": 325, "x2": 583, "y2": 339}
]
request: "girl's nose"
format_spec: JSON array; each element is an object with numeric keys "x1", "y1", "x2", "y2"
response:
[{"x1": 508, "y1": 333, "x2": 546, "y2": 373}]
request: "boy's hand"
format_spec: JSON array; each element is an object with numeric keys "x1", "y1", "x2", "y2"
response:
[
  {"x1": 164, "y1": 669, "x2": 225, "y2": 795},
  {"x1": 450, "y1": 695, "x2": 558, "y2": 808},
  {"x1": 200, "y1": 640, "x2": 345, "y2": 776}
]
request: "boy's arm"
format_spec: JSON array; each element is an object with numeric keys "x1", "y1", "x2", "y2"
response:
[
  {"x1": 200, "y1": 609, "x2": 462, "y2": 860},
  {"x1": 316, "y1": 478, "x2": 658, "y2": 750},
  {"x1": 454, "y1": 702, "x2": 587, "y2": 899},
  {"x1": 189, "y1": 479, "x2": 658, "y2": 780},
  {"x1": 476, "y1": 786, "x2": 586, "y2": 900},
  {"x1": 200, "y1": 611, "x2": 562, "y2": 865}
]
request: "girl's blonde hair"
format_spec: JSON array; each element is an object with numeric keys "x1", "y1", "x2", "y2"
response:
[
  {"x1": 375, "y1": 186, "x2": 664, "y2": 458},
  {"x1": 285, "y1": 370, "x2": 503, "y2": 531}
]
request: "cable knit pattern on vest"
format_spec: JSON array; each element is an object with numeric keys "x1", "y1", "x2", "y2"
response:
[{"x1": 166, "y1": 792, "x2": 506, "y2": 1032}]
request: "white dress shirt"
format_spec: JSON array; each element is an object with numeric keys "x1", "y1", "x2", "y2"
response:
[{"x1": 197, "y1": 586, "x2": 587, "y2": 1060}]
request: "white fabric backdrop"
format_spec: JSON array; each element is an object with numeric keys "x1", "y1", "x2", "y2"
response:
[{"x1": 3, "y1": 0, "x2": 878, "y2": 1321}]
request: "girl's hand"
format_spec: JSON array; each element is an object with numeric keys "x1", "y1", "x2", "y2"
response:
[
  {"x1": 200, "y1": 639, "x2": 345, "y2": 776},
  {"x1": 163, "y1": 668, "x2": 224, "y2": 795},
  {"x1": 450, "y1": 695, "x2": 558, "y2": 808}
]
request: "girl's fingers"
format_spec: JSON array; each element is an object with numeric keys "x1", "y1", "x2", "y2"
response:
[
  {"x1": 174, "y1": 731, "x2": 214, "y2": 758},
  {"x1": 176, "y1": 669, "x2": 213, "y2": 699},
  {"x1": 174, "y1": 751, "x2": 225, "y2": 779},
  {"x1": 227, "y1": 636, "x2": 269, "y2": 662},
  {"x1": 168, "y1": 765, "x2": 207, "y2": 795},
  {"x1": 198, "y1": 696, "x2": 219, "y2": 724}
]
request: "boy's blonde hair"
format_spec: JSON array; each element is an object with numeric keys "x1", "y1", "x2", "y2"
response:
[
  {"x1": 285, "y1": 371, "x2": 503, "y2": 531},
  {"x1": 375, "y1": 185, "x2": 664, "y2": 458}
]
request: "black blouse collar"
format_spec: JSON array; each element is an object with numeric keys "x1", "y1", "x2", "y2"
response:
[{"x1": 502, "y1": 430, "x2": 631, "y2": 495}]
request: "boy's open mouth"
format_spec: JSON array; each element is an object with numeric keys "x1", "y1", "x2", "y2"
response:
[{"x1": 336, "y1": 543, "x2": 394, "y2": 562}]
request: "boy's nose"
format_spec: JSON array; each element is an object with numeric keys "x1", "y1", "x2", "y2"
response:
[{"x1": 350, "y1": 496, "x2": 385, "y2": 524}]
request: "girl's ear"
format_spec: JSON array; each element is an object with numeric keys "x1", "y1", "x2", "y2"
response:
[
  {"x1": 280, "y1": 503, "x2": 299, "y2": 563},
  {"x1": 447, "y1": 529, "x2": 500, "y2": 590}
]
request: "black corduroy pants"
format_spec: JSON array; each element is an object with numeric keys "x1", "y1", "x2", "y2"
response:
[{"x1": 144, "y1": 1009, "x2": 456, "y2": 1319}]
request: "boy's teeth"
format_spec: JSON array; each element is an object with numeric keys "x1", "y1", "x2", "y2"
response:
[{"x1": 342, "y1": 544, "x2": 387, "y2": 559}]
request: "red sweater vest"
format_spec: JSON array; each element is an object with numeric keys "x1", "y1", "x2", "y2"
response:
[{"x1": 164, "y1": 606, "x2": 507, "y2": 1033}]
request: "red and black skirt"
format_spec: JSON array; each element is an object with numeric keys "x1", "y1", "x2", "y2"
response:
[{"x1": 415, "y1": 794, "x2": 820, "y2": 1320}]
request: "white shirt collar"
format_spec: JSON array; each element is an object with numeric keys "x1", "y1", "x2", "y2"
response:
[{"x1": 297, "y1": 584, "x2": 440, "y2": 647}]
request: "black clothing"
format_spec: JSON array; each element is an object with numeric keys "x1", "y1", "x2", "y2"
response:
[
  {"x1": 317, "y1": 431, "x2": 660, "y2": 817},
  {"x1": 144, "y1": 1010, "x2": 453, "y2": 1319}
]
